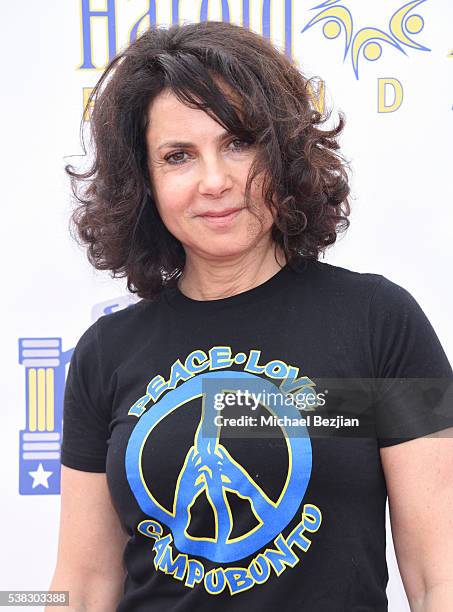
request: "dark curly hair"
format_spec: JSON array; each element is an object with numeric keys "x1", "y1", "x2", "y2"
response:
[{"x1": 66, "y1": 20, "x2": 351, "y2": 300}]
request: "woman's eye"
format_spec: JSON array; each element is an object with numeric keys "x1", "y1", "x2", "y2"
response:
[
  {"x1": 164, "y1": 139, "x2": 252, "y2": 165},
  {"x1": 164, "y1": 151, "x2": 188, "y2": 165},
  {"x1": 230, "y1": 138, "x2": 251, "y2": 151}
]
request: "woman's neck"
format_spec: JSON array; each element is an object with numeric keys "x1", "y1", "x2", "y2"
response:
[{"x1": 177, "y1": 243, "x2": 287, "y2": 301}]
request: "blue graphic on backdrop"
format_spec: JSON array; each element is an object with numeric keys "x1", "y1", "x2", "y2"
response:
[
  {"x1": 79, "y1": 0, "x2": 295, "y2": 68},
  {"x1": 301, "y1": 0, "x2": 430, "y2": 79},
  {"x1": 18, "y1": 296, "x2": 137, "y2": 495},
  {"x1": 18, "y1": 338, "x2": 73, "y2": 496}
]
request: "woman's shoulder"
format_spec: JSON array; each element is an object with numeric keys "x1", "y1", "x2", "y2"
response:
[
  {"x1": 92, "y1": 295, "x2": 162, "y2": 347},
  {"x1": 300, "y1": 258, "x2": 387, "y2": 295},
  {"x1": 96, "y1": 295, "x2": 157, "y2": 325},
  {"x1": 298, "y1": 259, "x2": 426, "y2": 321}
]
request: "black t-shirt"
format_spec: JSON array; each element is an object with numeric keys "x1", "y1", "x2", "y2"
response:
[{"x1": 61, "y1": 259, "x2": 453, "y2": 611}]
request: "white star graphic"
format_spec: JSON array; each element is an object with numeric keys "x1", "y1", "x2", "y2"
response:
[{"x1": 29, "y1": 463, "x2": 53, "y2": 489}]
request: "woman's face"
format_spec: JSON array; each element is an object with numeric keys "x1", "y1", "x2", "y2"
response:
[{"x1": 146, "y1": 88, "x2": 275, "y2": 262}]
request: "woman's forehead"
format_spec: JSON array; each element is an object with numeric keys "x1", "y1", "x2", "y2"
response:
[
  {"x1": 146, "y1": 82, "x2": 245, "y2": 144},
  {"x1": 146, "y1": 91, "x2": 219, "y2": 136}
]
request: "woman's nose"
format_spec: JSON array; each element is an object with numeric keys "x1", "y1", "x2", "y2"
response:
[{"x1": 197, "y1": 156, "x2": 233, "y2": 197}]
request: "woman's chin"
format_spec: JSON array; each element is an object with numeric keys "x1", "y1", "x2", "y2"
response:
[{"x1": 190, "y1": 238, "x2": 258, "y2": 260}]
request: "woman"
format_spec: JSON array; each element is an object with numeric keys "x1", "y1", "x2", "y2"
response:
[{"x1": 49, "y1": 21, "x2": 453, "y2": 611}]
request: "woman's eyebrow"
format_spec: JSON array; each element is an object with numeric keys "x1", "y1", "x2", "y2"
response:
[{"x1": 156, "y1": 131, "x2": 230, "y2": 151}]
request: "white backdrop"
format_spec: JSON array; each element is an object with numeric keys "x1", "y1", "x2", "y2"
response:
[{"x1": 1, "y1": 1, "x2": 452, "y2": 610}]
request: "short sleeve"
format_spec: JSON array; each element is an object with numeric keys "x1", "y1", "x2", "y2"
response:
[
  {"x1": 60, "y1": 320, "x2": 111, "y2": 472},
  {"x1": 369, "y1": 276, "x2": 453, "y2": 447}
]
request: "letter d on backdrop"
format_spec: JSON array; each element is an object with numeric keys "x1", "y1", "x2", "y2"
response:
[{"x1": 378, "y1": 78, "x2": 403, "y2": 113}]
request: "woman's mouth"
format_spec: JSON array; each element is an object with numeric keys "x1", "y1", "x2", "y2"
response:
[{"x1": 198, "y1": 208, "x2": 244, "y2": 227}]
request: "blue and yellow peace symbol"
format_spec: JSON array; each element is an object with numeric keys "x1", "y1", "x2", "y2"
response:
[{"x1": 126, "y1": 371, "x2": 312, "y2": 563}]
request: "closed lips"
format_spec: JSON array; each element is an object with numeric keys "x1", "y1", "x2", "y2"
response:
[{"x1": 200, "y1": 208, "x2": 243, "y2": 217}]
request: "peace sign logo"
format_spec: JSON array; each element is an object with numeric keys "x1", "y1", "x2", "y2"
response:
[{"x1": 126, "y1": 371, "x2": 312, "y2": 563}]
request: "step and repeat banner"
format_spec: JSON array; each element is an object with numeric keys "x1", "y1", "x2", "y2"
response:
[{"x1": 2, "y1": 1, "x2": 452, "y2": 610}]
